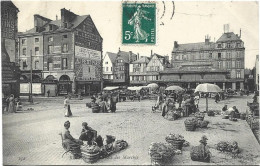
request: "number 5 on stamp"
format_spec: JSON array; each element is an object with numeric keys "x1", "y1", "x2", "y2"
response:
[{"x1": 122, "y1": 3, "x2": 156, "y2": 44}]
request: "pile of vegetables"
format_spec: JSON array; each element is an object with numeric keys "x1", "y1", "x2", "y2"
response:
[
  {"x1": 149, "y1": 142, "x2": 175, "y2": 164},
  {"x1": 216, "y1": 141, "x2": 240, "y2": 155},
  {"x1": 190, "y1": 136, "x2": 211, "y2": 163},
  {"x1": 195, "y1": 112, "x2": 205, "y2": 120},
  {"x1": 165, "y1": 134, "x2": 185, "y2": 142},
  {"x1": 196, "y1": 120, "x2": 210, "y2": 128}
]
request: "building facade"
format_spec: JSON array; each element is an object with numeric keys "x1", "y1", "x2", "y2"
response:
[
  {"x1": 103, "y1": 52, "x2": 117, "y2": 80},
  {"x1": 129, "y1": 56, "x2": 150, "y2": 86},
  {"x1": 146, "y1": 53, "x2": 170, "y2": 84},
  {"x1": 256, "y1": 55, "x2": 259, "y2": 91},
  {"x1": 172, "y1": 31, "x2": 245, "y2": 90},
  {"x1": 18, "y1": 8, "x2": 103, "y2": 96},
  {"x1": 1, "y1": 1, "x2": 20, "y2": 98},
  {"x1": 113, "y1": 50, "x2": 138, "y2": 86}
]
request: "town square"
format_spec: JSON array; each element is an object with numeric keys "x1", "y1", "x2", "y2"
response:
[{"x1": 1, "y1": 1, "x2": 259, "y2": 165}]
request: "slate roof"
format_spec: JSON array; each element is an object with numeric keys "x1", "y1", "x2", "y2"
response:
[
  {"x1": 117, "y1": 51, "x2": 137, "y2": 63},
  {"x1": 216, "y1": 32, "x2": 242, "y2": 43},
  {"x1": 106, "y1": 52, "x2": 117, "y2": 63},
  {"x1": 173, "y1": 42, "x2": 215, "y2": 52},
  {"x1": 132, "y1": 56, "x2": 150, "y2": 64}
]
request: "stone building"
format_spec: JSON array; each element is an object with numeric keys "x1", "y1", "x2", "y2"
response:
[
  {"x1": 1, "y1": 1, "x2": 20, "y2": 98},
  {"x1": 129, "y1": 56, "x2": 150, "y2": 86},
  {"x1": 172, "y1": 30, "x2": 245, "y2": 90},
  {"x1": 256, "y1": 55, "x2": 259, "y2": 91},
  {"x1": 113, "y1": 50, "x2": 138, "y2": 86},
  {"x1": 103, "y1": 52, "x2": 117, "y2": 80},
  {"x1": 18, "y1": 8, "x2": 103, "y2": 96}
]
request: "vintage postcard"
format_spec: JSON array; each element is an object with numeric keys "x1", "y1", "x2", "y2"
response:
[{"x1": 1, "y1": 0, "x2": 259, "y2": 165}]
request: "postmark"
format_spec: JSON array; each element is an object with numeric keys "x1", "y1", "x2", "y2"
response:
[{"x1": 122, "y1": 2, "x2": 156, "y2": 44}]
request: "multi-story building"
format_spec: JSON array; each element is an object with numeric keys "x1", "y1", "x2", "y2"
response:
[
  {"x1": 113, "y1": 50, "x2": 138, "y2": 86},
  {"x1": 103, "y1": 52, "x2": 117, "y2": 80},
  {"x1": 172, "y1": 30, "x2": 245, "y2": 90},
  {"x1": 255, "y1": 55, "x2": 259, "y2": 91},
  {"x1": 146, "y1": 53, "x2": 170, "y2": 84},
  {"x1": 18, "y1": 8, "x2": 103, "y2": 96},
  {"x1": 129, "y1": 56, "x2": 150, "y2": 86},
  {"x1": 1, "y1": 0, "x2": 20, "y2": 98}
]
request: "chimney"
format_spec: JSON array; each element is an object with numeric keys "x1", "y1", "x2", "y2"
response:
[
  {"x1": 61, "y1": 8, "x2": 77, "y2": 28},
  {"x1": 56, "y1": 15, "x2": 58, "y2": 20},
  {"x1": 151, "y1": 50, "x2": 153, "y2": 57},
  {"x1": 174, "y1": 41, "x2": 178, "y2": 48},
  {"x1": 240, "y1": 28, "x2": 241, "y2": 38},
  {"x1": 205, "y1": 35, "x2": 210, "y2": 45}
]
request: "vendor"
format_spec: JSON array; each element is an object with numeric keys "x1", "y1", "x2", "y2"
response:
[{"x1": 79, "y1": 122, "x2": 97, "y2": 145}]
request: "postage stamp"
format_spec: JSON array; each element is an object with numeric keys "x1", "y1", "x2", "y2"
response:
[{"x1": 122, "y1": 3, "x2": 156, "y2": 44}]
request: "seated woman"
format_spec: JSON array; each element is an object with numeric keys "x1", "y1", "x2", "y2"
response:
[
  {"x1": 62, "y1": 121, "x2": 83, "y2": 159},
  {"x1": 79, "y1": 122, "x2": 97, "y2": 145}
]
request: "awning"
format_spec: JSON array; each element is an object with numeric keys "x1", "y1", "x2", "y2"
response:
[
  {"x1": 103, "y1": 86, "x2": 119, "y2": 91},
  {"x1": 127, "y1": 86, "x2": 143, "y2": 91}
]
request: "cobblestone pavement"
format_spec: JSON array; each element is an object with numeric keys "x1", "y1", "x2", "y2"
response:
[{"x1": 2, "y1": 95, "x2": 260, "y2": 165}]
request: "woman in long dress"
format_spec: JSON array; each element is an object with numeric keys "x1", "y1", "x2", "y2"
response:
[
  {"x1": 61, "y1": 121, "x2": 83, "y2": 159},
  {"x1": 64, "y1": 96, "x2": 72, "y2": 117},
  {"x1": 6, "y1": 94, "x2": 16, "y2": 113}
]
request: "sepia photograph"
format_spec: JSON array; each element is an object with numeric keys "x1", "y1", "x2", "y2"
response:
[{"x1": 1, "y1": 0, "x2": 260, "y2": 165}]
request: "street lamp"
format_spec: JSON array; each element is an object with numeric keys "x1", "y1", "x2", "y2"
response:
[{"x1": 28, "y1": 50, "x2": 33, "y2": 103}]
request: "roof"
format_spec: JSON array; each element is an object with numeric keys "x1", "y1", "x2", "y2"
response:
[
  {"x1": 161, "y1": 68, "x2": 229, "y2": 74},
  {"x1": 1, "y1": 1, "x2": 19, "y2": 12},
  {"x1": 132, "y1": 56, "x2": 150, "y2": 64},
  {"x1": 216, "y1": 32, "x2": 242, "y2": 43},
  {"x1": 117, "y1": 51, "x2": 137, "y2": 63},
  {"x1": 173, "y1": 42, "x2": 215, "y2": 52},
  {"x1": 150, "y1": 53, "x2": 170, "y2": 66},
  {"x1": 106, "y1": 52, "x2": 117, "y2": 63},
  {"x1": 180, "y1": 62, "x2": 213, "y2": 66}
]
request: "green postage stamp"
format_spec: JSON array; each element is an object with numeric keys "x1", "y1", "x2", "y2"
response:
[{"x1": 122, "y1": 3, "x2": 156, "y2": 44}]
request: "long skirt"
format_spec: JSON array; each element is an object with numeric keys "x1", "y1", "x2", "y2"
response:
[
  {"x1": 8, "y1": 102, "x2": 16, "y2": 113},
  {"x1": 65, "y1": 105, "x2": 73, "y2": 117}
]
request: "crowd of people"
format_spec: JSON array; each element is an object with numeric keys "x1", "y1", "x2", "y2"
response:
[{"x1": 3, "y1": 94, "x2": 22, "y2": 113}]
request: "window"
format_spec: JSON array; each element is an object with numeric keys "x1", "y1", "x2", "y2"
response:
[
  {"x1": 236, "y1": 52, "x2": 240, "y2": 58},
  {"x1": 218, "y1": 53, "x2": 221, "y2": 59},
  {"x1": 236, "y1": 42, "x2": 241, "y2": 48},
  {"x1": 63, "y1": 34, "x2": 68, "y2": 39},
  {"x1": 227, "y1": 52, "x2": 231, "y2": 59},
  {"x1": 236, "y1": 61, "x2": 241, "y2": 68},
  {"x1": 209, "y1": 53, "x2": 212, "y2": 59},
  {"x1": 62, "y1": 58, "x2": 68, "y2": 69},
  {"x1": 48, "y1": 37, "x2": 53, "y2": 42},
  {"x1": 217, "y1": 44, "x2": 221, "y2": 48},
  {"x1": 227, "y1": 61, "x2": 231, "y2": 69},
  {"x1": 35, "y1": 38, "x2": 39, "y2": 43},
  {"x1": 64, "y1": 23, "x2": 68, "y2": 28},
  {"x1": 48, "y1": 45, "x2": 53, "y2": 54},
  {"x1": 49, "y1": 25, "x2": 53, "y2": 31},
  {"x1": 22, "y1": 61, "x2": 27, "y2": 69},
  {"x1": 35, "y1": 60, "x2": 39, "y2": 69},
  {"x1": 35, "y1": 47, "x2": 39, "y2": 55},
  {"x1": 62, "y1": 43, "x2": 68, "y2": 53},
  {"x1": 22, "y1": 39, "x2": 26, "y2": 45},
  {"x1": 88, "y1": 67, "x2": 90, "y2": 73},
  {"x1": 105, "y1": 62, "x2": 108, "y2": 64},
  {"x1": 106, "y1": 67, "x2": 108, "y2": 71},
  {"x1": 227, "y1": 43, "x2": 231, "y2": 48},
  {"x1": 218, "y1": 61, "x2": 222, "y2": 69},
  {"x1": 236, "y1": 71, "x2": 241, "y2": 78},
  {"x1": 22, "y1": 48, "x2": 26, "y2": 55}
]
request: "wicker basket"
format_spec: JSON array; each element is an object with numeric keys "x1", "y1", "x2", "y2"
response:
[
  {"x1": 81, "y1": 151, "x2": 99, "y2": 163},
  {"x1": 170, "y1": 140, "x2": 184, "y2": 150},
  {"x1": 185, "y1": 123, "x2": 196, "y2": 131}
]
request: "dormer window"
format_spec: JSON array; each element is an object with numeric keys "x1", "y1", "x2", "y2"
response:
[
  {"x1": 49, "y1": 25, "x2": 53, "y2": 31},
  {"x1": 63, "y1": 34, "x2": 68, "y2": 39},
  {"x1": 217, "y1": 44, "x2": 222, "y2": 48},
  {"x1": 64, "y1": 23, "x2": 68, "y2": 28},
  {"x1": 227, "y1": 43, "x2": 231, "y2": 48}
]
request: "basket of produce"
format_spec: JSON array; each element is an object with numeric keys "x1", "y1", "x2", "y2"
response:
[
  {"x1": 240, "y1": 113, "x2": 246, "y2": 120},
  {"x1": 195, "y1": 112, "x2": 205, "y2": 121},
  {"x1": 207, "y1": 110, "x2": 215, "y2": 116},
  {"x1": 149, "y1": 142, "x2": 175, "y2": 165},
  {"x1": 165, "y1": 134, "x2": 185, "y2": 150},
  {"x1": 184, "y1": 118, "x2": 197, "y2": 131},
  {"x1": 81, "y1": 145, "x2": 100, "y2": 163},
  {"x1": 216, "y1": 141, "x2": 240, "y2": 155},
  {"x1": 190, "y1": 136, "x2": 211, "y2": 163},
  {"x1": 197, "y1": 120, "x2": 210, "y2": 128}
]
